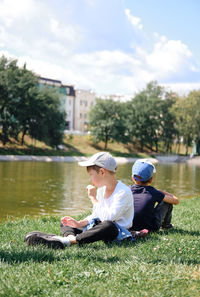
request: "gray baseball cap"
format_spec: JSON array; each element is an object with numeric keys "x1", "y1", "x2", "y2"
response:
[{"x1": 78, "y1": 152, "x2": 117, "y2": 172}]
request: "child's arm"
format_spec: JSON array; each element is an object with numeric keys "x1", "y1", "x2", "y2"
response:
[
  {"x1": 61, "y1": 216, "x2": 89, "y2": 228},
  {"x1": 158, "y1": 190, "x2": 179, "y2": 205}
]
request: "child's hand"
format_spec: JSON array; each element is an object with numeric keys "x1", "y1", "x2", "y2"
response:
[
  {"x1": 61, "y1": 216, "x2": 80, "y2": 227},
  {"x1": 86, "y1": 185, "x2": 96, "y2": 198},
  {"x1": 86, "y1": 185, "x2": 98, "y2": 205}
]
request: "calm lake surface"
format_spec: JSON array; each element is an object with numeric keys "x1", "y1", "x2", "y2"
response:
[{"x1": 0, "y1": 161, "x2": 200, "y2": 222}]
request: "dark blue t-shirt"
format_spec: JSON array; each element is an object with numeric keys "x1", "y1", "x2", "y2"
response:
[{"x1": 130, "y1": 184, "x2": 165, "y2": 231}]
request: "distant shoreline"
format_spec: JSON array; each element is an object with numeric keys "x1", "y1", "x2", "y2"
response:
[{"x1": 0, "y1": 154, "x2": 199, "y2": 165}]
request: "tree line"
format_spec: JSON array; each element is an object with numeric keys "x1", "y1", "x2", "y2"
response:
[
  {"x1": 1, "y1": 55, "x2": 200, "y2": 155},
  {"x1": 0, "y1": 56, "x2": 66, "y2": 147},
  {"x1": 89, "y1": 81, "x2": 200, "y2": 155}
]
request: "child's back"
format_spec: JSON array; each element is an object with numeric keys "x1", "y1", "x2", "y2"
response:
[
  {"x1": 130, "y1": 160, "x2": 179, "y2": 232},
  {"x1": 131, "y1": 184, "x2": 164, "y2": 231}
]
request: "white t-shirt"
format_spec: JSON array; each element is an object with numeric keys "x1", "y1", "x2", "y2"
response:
[{"x1": 86, "y1": 181, "x2": 134, "y2": 229}]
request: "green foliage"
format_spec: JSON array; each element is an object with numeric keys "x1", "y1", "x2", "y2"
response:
[
  {"x1": 89, "y1": 99, "x2": 128, "y2": 149},
  {"x1": 0, "y1": 56, "x2": 20, "y2": 144},
  {"x1": 0, "y1": 198, "x2": 199, "y2": 296},
  {"x1": 88, "y1": 82, "x2": 178, "y2": 153},
  {"x1": 125, "y1": 82, "x2": 177, "y2": 152},
  {"x1": 28, "y1": 87, "x2": 66, "y2": 148},
  {"x1": 171, "y1": 90, "x2": 200, "y2": 154},
  {"x1": 0, "y1": 56, "x2": 66, "y2": 147}
]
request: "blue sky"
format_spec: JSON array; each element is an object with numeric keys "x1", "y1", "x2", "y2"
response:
[{"x1": 0, "y1": 0, "x2": 200, "y2": 95}]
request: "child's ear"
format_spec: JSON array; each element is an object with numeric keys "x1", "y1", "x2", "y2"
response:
[{"x1": 100, "y1": 168, "x2": 106, "y2": 175}]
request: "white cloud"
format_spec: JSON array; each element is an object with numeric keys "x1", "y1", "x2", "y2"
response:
[
  {"x1": 0, "y1": 0, "x2": 40, "y2": 26},
  {"x1": 162, "y1": 82, "x2": 200, "y2": 96},
  {"x1": 125, "y1": 9, "x2": 143, "y2": 30},
  {"x1": 50, "y1": 18, "x2": 81, "y2": 45},
  {"x1": 146, "y1": 35, "x2": 192, "y2": 75}
]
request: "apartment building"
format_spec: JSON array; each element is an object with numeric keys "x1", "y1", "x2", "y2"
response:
[
  {"x1": 38, "y1": 77, "x2": 75, "y2": 131},
  {"x1": 74, "y1": 89, "x2": 96, "y2": 133}
]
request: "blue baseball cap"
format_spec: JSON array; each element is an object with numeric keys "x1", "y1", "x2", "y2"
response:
[{"x1": 132, "y1": 159, "x2": 156, "y2": 182}]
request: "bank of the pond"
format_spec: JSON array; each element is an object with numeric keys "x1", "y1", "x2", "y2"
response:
[
  {"x1": 187, "y1": 156, "x2": 200, "y2": 166},
  {"x1": 0, "y1": 198, "x2": 199, "y2": 297},
  {"x1": 0, "y1": 154, "x2": 159, "y2": 164},
  {"x1": 1, "y1": 154, "x2": 199, "y2": 165}
]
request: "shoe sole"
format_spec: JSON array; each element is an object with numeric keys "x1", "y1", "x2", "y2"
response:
[
  {"x1": 24, "y1": 231, "x2": 56, "y2": 242},
  {"x1": 25, "y1": 231, "x2": 64, "y2": 249}
]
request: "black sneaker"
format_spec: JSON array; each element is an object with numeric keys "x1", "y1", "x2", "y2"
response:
[
  {"x1": 161, "y1": 223, "x2": 174, "y2": 229},
  {"x1": 24, "y1": 231, "x2": 56, "y2": 242},
  {"x1": 25, "y1": 231, "x2": 64, "y2": 249}
]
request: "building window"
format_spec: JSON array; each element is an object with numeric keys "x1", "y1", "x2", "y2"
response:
[
  {"x1": 80, "y1": 113, "x2": 82, "y2": 119},
  {"x1": 65, "y1": 121, "x2": 70, "y2": 130}
]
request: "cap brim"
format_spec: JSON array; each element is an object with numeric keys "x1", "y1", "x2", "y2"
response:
[{"x1": 78, "y1": 160, "x2": 95, "y2": 167}]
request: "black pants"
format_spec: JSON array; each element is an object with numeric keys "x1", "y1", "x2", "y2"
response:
[
  {"x1": 153, "y1": 201, "x2": 173, "y2": 230},
  {"x1": 60, "y1": 220, "x2": 119, "y2": 245}
]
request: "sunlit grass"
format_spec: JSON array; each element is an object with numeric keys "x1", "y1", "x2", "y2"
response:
[{"x1": 0, "y1": 198, "x2": 199, "y2": 297}]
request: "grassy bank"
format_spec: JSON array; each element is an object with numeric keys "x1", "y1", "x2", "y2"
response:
[
  {"x1": 0, "y1": 198, "x2": 199, "y2": 297},
  {"x1": 0, "y1": 134, "x2": 191, "y2": 157}
]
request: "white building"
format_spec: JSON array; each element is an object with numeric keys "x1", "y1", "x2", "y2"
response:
[
  {"x1": 74, "y1": 89, "x2": 96, "y2": 132},
  {"x1": 38, "y1": 77, "x2": 75, "y2": 131}
]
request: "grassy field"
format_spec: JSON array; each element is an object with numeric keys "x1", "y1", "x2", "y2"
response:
[
  {"x1": 0, "y1": 198, "x2": 199, "y2": 297},
  {"x1": 0, "y1": 134, "x2": 191, "y2": 157}
]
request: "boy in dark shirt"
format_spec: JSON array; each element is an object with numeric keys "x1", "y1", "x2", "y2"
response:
[{"x1": 130, "y1": 160, "x2": 179, "y2": 232}]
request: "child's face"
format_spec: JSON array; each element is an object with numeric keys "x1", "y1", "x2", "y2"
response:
[{"x1": 87, "y1": 168, "x2": 104, "y2": 188}]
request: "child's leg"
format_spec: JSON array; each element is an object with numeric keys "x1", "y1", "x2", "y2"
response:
[
  {"x1": 60, "y1": 223, "x2": 83, "y2": 237},
  {"x1": 154, "y1": 201, "x2": 173, "y2": 229},
  {"x1": 75, "y1": 220, "x2": 118, "y2": 245},
  {"x1": 25, "y1": 221, "x2": 118, "y2": 248}
]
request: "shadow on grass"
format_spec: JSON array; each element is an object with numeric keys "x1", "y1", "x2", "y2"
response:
[
  {"x1": 0, "y1": 248, "x2": 57, "y2": 264},
  {"x1": 0, "y1": 244, "x2": 120, "y2": 264},
  {"x1": 0, "y1": 143, "x2": 84, "y2": 156},
  {"x1": 160, "y1": 227, "x2": 200, "y2": 237}
]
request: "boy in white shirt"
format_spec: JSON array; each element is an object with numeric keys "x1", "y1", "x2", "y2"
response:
[{"x1": 25, "y1": 152, "x2": 134, "y2": 248}]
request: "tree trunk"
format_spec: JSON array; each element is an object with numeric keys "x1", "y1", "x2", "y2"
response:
[
  {"x1": 2, "y1": 125, "x2": 8, "y2": 145},
  {"x1": 21, "y1": 129, "x2": 27, "y2": 146},
  {"x1": 104, "y1": 134, "x2": 108, "y2": 150}
]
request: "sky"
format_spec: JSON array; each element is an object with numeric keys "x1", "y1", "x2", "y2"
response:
[{"x1": 0, "y1": 0, "x2": 200, "y2": 96}]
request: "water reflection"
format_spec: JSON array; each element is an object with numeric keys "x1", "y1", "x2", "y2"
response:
[{"x1": 0, "y1": 161, "x2": 199, "y2": 222}]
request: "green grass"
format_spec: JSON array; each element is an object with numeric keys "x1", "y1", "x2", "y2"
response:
[
  {"x1": 0, "y1": 134, "x2": 162, "y2": 158},
  {"x1": 0, "y1": 198, "x2": 199, "y2": 297}
]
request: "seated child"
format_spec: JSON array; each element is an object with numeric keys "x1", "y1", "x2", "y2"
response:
[
  {"x1": 130, "y1": 159, "x2": 179, "y2": 232},
  {"x1": 25, "y1": 152, "x2": 134, "y2": 248}
]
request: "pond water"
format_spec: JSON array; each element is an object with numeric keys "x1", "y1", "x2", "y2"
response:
[{"x1": 0, "y1": 161, "x2": 200, "y2": 223}]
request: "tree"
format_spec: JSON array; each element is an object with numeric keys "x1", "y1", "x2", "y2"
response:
[
  {"x1": 0, "y1": 55, "x2": 66, "y2": 147},
  {"x1": 127, "y1": 82, "x2": 160, "y2": 151},
  {"x1": 159, "y1": 93, "x2": 177, "y2": 153},
  {"x1": 30, "y1": 87, "x2": 66, "y2": 147},
  {"x1": 126, "y1": 81, "x2": 177, "y2": 152},
  {"x1": 89, "y1": 99, "x2": 128, "y2": 150},
  {"x1": 172, "y1": 91, "x2": 200, "y2": 155},
  {"x1": 0, "y1": 56, "x2": 20, "y2": 145},
  {"x1": 12, "y1": 64, "x2": 40, "y2": 145},
  {"x1": 171, "y1": 94, "x2": 199, "y2": 155}
]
